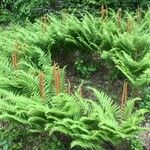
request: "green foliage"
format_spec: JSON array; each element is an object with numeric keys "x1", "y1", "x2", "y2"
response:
[
  {"x1": 75, "y1": 57, "x2": 100, "y2": 78},
  {"x1": 1, "y1": 0, "x2": 60, "y2": 21},
  {"x1": 140, "y1": 87, "x2": 150, "y2": 110},
  {"x1": 0, "y1": 85, "x2": 148, "y2": 149},
  {"x1": 1, "y1": 10, "x2": 150, "y2": 84},
  {"x1": 1, "y1": 0, "x2": 149, "y2": 23},
  {"x1": 0, "y1": 10, "x2": 14, "y2": 24},
  {"x1": 0, "y1": 56, "x2": 66, "y2": 100},
  {"x1": 0, "y1": 123, "x2": 65, "y2": 150},
  {"x1": 130, "y1": 137, "x2": 144, "y2": 150},
  {"x1": 87, "y1": 0, "x2": 150, "y2": 9},
  {"x1": 0, "y1": 10, "x2": 150, "y2": 149}
]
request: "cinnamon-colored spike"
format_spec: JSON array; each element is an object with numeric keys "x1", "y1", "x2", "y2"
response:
[
  {"x1": 12, "y1": 41, "x2": 20, "y2": 70},
  {"x1": 54, "y1": 63, "x2": 61, "y2": 95},
  {"x1": 121, "y1": 81, "x2": 128, "y2": 109},
  {"x1": 12, "y1": 51, "x2": 18, "y2": 70},
  {"x1": 39, "y1": 71, "x2": 45, "y2": 100}
]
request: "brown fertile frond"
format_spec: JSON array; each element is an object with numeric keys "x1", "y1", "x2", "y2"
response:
[
  {"x1": 39, "y1": 71, "x2": 45, "y2": 100},
  {"x1": 54, "y1": 63, "x2": 61, "y2": 95},
  {"x1": 121, "y1": 81, "x2": 128, "y2": 109},
  {"x1": 12, "y1": 51, "x2": 18, "y2": 70},
  {"x1": 12, "y1": 42, "x2": 20, "y2": 70}
]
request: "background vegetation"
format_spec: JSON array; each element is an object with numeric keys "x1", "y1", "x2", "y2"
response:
[{"x1": 1, "y1": 0, "x2": 150, "y2": 23}]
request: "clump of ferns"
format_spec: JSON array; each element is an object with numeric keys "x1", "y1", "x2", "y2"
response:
[
  {"x1": 1, "y1": 10, "x2": 149, "y2": 61},
  {"x1": 101, "y1": 15, "x2": 150, "y2": 86},
  {"x1": 0, "y1": 51, "x2": 67, "y2": 105}
]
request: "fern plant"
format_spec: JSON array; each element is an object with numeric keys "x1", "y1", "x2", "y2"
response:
[
  {"x1": 0, "y1": 52, "x2": 66, "y2": 102},
  {"x1": 101, "y1": 10, "x2": 150, "y2": 86}
]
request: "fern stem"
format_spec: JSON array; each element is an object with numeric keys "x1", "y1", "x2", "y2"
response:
[
  {"x1": 105, "y1": 4, "x2": 108, "y2": 18},
  {"x1": 38, "y1": 71, "x2": 45, "y2": 100},
  {"x1": 12, "y1": 41, "x2": 20, "y2": 70},
  {"x1": 136, "y1": 5, "x2": 141, "y2": 23},
  {"x1": 54, "y1": 63, "x2": 61, "y2": 95},
  {"x1": 67, "y1": 79, "x2": 71, "y2": 95},
  {"x1": 62, "y1": 9, "x2": 67, "y2": 22},
  {"x1": 12, "y1": 51, "x2": 18, "y2": 70},
  {"x1": 79, "y1": 84, "x2": 83, "y2": 97},
  {"x1": 57, "y1": 67, "x2": 61, "y2": 95},
  {"x1": 121, "y1": 81, "x2": 128, "y2": 109},
  {"x1": 117, "y1": 8, "x2": 122, "y2": 28},
  {"x1": 126, "y1": 17, "x2": 132, "y2": 32}
]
